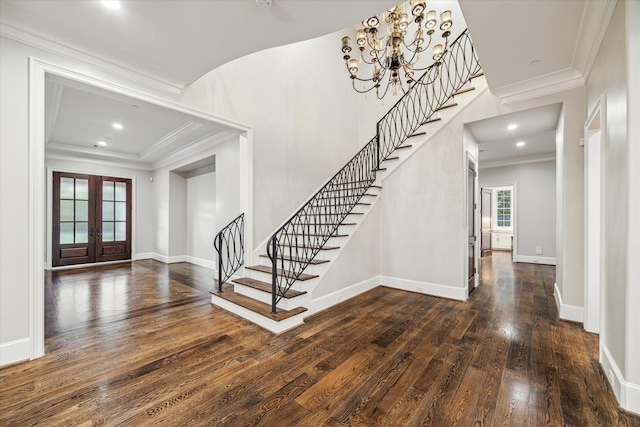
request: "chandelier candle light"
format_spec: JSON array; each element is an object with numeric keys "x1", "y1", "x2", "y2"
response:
[{"x1": 341, "y1": 0, "x2": 453, "y2": 99}]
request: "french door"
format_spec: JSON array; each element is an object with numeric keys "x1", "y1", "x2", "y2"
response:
[{"x1": 52, "y1": 172, "x2": 132, "y2": 267}]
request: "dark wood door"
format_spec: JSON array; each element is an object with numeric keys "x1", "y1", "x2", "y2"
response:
[{"x1": 53, "y1": 172, "x2": 132, "y2": 267}]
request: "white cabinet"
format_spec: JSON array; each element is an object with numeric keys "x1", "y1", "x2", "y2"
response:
[{"x1": 491, "y1": 232, "x2": 512, "y2": 250}]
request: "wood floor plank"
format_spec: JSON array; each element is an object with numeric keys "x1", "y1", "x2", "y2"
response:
[{"x1": 2, "y1": 254, "x2": 640, "y2": 426}]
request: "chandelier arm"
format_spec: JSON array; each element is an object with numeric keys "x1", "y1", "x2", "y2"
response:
[
  {"x1": 351, "y1": 79, "x2": 380, "y2": 94},
  {"x1": 401, "y1": 38, "x2": 422, "y2": 53},
  {"x1": 376, "y1": 79, "x2": 392, "y2": 99}
]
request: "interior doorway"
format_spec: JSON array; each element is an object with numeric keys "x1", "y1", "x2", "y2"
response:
[
  {"x1": 480, "y1": 184, "x2": 516, "y2": 262},
  {"x1": 584, "y1": 99, "x2": 603, "y2": 334}
]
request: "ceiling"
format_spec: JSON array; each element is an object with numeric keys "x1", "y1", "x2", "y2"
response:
[
  {"x1": 1, "y1": 0, "x2": 611, "y2": 169},
  {"x1": 465, "y1": 103, "x2": 562, "y2": 168},
  {"x1": 0, "y1": 0, "x2": 398, "y2": 92},
  {"x1": 45, "y1": 74, "x2": 237, "y2": 169}
]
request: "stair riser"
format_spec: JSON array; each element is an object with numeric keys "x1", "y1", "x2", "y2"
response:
[
  {"x1": 257, "y1": 259, "x2": 325, "y2": 276},
  {"x1": 243, "y1": 269, "x2": 319, "y2": 291},
  {"x1": 233, "y1": 283, "x2": 310, "y2": 310}
]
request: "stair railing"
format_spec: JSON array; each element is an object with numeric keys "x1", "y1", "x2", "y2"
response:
[
  {"x1": 267, "y1": 29, "x2": 481, "y2": 313},
  {"x1": 214, "y1": 213, "x2": 245, "y2": 292}
]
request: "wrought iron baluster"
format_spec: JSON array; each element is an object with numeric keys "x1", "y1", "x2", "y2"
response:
[{"x1": 213, "y1": 213, "x2": 245, "y2": 291}]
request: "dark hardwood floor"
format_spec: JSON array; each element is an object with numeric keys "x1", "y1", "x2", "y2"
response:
[{"x1": 2, "y1": 252, "x2": 639, "y2": 426}]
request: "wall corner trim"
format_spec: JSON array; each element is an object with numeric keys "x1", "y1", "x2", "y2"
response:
[
  {"x1": 601, "y1": 345, "x2": 640, "y2": 415},
  {"x1": 0, "y1": 338, "x2": 31, "y2": 367},
  {"x1": 553, "y1": 282, "x2": 584, "y2": 323}
]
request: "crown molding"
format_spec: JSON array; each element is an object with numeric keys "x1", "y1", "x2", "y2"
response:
[
  {"x1": 152, "y1": 131, "x2": 236, "y2": 171},
  {"x1": 491, "y1": 0, "x2": 615, "y2": 104},
  {"x1": 46, "y1": 141, "x2": 152, "y2": 170},
  {"x1": 479, "y1": 155, "x2": 556, "y2": 170},
  {"x1": 45, "y1": 152, "x2": 153, "y2": 171},
  {"x1": 139, "y1": 121, "x2": 203, "y2": 160},
  {"x1": 491, "y1": 68, "x2": 585, "y2": 104},
  {"x1": 0, "y1": 21, "x2": 183, "y2": 96},
  {"x1": 572, "y1": 0, "x2": 617, "y2": 83}
]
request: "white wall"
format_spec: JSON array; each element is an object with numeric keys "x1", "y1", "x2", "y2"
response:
[
  {"x1": 480, "y1": 160, "x2": 556, "y2": 262},
  {"x1": 586, "y1": 0, "x2": 640, "y2": 413},
  {"x1": 313, "y1": 203, "x2": 381, "y2": 298},
  {"x1": 181, "y1": 30, "x2": 363, "y2": 248},
  {"x1": 169, "y1": 172, "x2": 188, "y2": 258},
  {"x1": 187, "y1": 171, "x2": 216, "y2": 264},
  {"x1": 214, "y1": 138, "x2": 240, "y2": 231},
  {"x1": 625, "y1": 0, "x2": 640, "y2": 408}
]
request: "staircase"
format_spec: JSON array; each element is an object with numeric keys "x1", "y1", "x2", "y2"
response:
[{"x1": 211, "y1": 30, "x2": 484, "y2": 333}]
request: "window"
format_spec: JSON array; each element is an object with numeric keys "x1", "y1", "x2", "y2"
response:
[{"x1": 495, "y1": 188, "x2": 512, "y2": 229}]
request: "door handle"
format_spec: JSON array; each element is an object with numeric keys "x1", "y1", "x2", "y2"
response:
[
  {"x1": 89, "y1": 227, "x2": 94, "y2": 237},
  {"x1": 96, "y1": 228, "x2": 102, "y2": 237}
]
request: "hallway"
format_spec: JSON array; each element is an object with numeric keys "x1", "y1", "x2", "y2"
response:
[{"x1": 1, "y1": 253, "x2": 638, "y2": 425}]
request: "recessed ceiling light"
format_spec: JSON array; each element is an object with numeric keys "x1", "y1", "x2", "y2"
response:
[
  {"x1": 112, "y1": 123, "x2": 123, "y2": 130},
  {"x1": 507, "y1": 123, "x2": 518, "y2": 131},
  {"x1": 101, "y1": 1, "x2": 121, "y2": 10},
  {"x1": 97, "y1": 140, "x2": 107, "y2": 147},
  {"x1": 516, "y1": 141, "x2": 526, "y2": 147}
]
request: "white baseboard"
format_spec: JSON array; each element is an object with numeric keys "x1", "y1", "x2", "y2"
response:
[
  {"x1": 137, "y1": 253, "x2": 217, "y2": 272},
  {"x1": 135, "y1": 252, "x2": 154, "y2": 260},
  {"x1": 305, "y1": 276, "x2": 380, "y2": 317},
  {"x1": 516, "y1": 255, "x2": 556, "y2": 265},
  {"x1": 553, "y1": 282, "x2": 584, "y2": 323},
  {"x1": 0, "y1": 338, "x2": 30, "y2": 366},
  {"x1": 138, "y1": 253, "x2": 188, "y2": 264},
  {"x1": 380, "y1": 276, "x2": 467, "y2": 301},
  {"x1": 186, "y1": 256, "x2": 215, "y2": 270},
  {"x1": 602, "y1": 344, "x2": 640, "y2": 415}
]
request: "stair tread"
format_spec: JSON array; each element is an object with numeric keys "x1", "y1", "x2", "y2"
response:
[
  {"x1": 211, "y1": 286, "x2": 307, "y2": 321},
  {"x1": 421, "y1": 117, "x2": 442, "y2": 125},
  {"x1": 278, "y1": 245, "x2": 340, "y2": 250},
  {"x1": 288, "y1": 232, "x2": 349, "y2": 237},
  {"x1": 383, "y1": 156, "x2": 400, "y2": 161},
  {"x1": 246, "y1": 265, "x2": 318, "y2": 280},
  {"x1": 297, "y1": 212, "x2": 363, "y2": 216},
  {"x1": 470, "y1": 71, "x2": 484, "y2": 79},
  {"x1": 260, "y1": 254, "x2": 331, "y2": 265},
  {"x1": 288, "y1": 222, "x2": 357, "y2": 226},
  {"x1": 435, "y1": 103, "x2": 458, "y2": 111},
  {"x1": 232, "y1": 277, "x2": 306, "y2": 298},
  {"x1": 323, "y1": 202, "x2": 370, "y2": 207},
  {"x1": 318, "y1": 193, "x2": 377, "y2": 199},
  {"x1": 453, "y1": 86, "x2": 475, "y2": 96},
  {"x1": 372, "y1": 168, "x2": 387, "y2": 172}
]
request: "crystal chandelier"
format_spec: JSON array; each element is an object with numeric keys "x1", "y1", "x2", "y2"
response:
[{"x1": 341, "y1": 0, "x2": 453, "y2": 99}]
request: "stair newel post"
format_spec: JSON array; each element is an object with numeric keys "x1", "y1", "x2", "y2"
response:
[
  {"x1": 271, "y1": 237, "x2": 278, "y2": 314},
  {"x1": 217, "y1": 233, "x2": 223, "y2": 293}
]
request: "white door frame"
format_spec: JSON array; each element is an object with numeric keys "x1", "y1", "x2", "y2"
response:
[
  {"x1": 465, "y1": 152, "x2": 479, "y2": 295},
  {"x1": 28, "y1": 57, "x2": 253, "y2": 360},
  {"x1": 584, "y1": 96, "x2": 605, "y2": 335}
]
